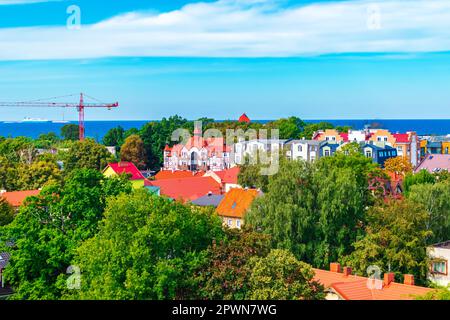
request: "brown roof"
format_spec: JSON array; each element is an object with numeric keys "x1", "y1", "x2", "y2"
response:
[
  {"x1": 1, "y1": 190, "x2": 40, "y2": 207},
  {"x1": 216, "y1": 188, "x2": 259, "y2": 218},
  {"x1": 313, "y1": 268, "x2": 433, "y2": 300}
]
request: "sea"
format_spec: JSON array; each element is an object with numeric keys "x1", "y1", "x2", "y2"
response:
[{"x1": 0, "y1": 119, "x2": 450, "y2": 141}]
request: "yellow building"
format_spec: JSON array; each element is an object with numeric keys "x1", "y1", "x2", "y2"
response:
[{"x1": 102, "y1": 161, "x2": 145, "y2": 189}]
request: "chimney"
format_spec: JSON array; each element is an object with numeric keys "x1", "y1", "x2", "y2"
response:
[
  {"x1": 0, "y1": 189, "x2": 6, "y2": 195},
  {"x1": 404, "y1": 274, "x2": 415, "y2": 286},
  {"x1": 208, "y1": 191, "x2": 212, "y2": 197},
  {"x1": 330, "y1": 262, "x2": 341, "y2": 273},
  {"x1": 384, "y1": 272, "x2": 395, "y2": 286},
  {"x1": 343, "y1": 266, "x2": 352, "y2": 277}
]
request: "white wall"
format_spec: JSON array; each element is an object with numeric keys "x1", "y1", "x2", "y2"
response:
[{"x1": 428, "y1": 246, "x2": 450, "y2": 287}]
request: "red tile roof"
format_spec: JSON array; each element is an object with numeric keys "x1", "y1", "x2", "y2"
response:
[
  {"x1": 155, "y1": 170, "x2": 205, "y2": 180},
  {"x1": 339, "y1": 133, "x2": 349, "y2": 142},
  {"x1": 145, "y1": 176, "x2": 221, "y2": 202},
  {"x1": 238, "y1": 113, "x2": 251, "y2": 123},
  {"x1": 313, "y1": 268, "x2": 433, "y2": 300},
  {"x1": 393, "y1": 133, "x2": 410, "y2": 143},
  {"x1": 213, "y1": 167, "x2": 240, "y2": 184},
  {"x1": 105, "y1": 162, "x2": 145, "y2": 180},
  {"x1": 216, "y1": 188, "x2": 259, "y2": 218},
  {"x1": 1, "y1": 190, "x2": 40, "y2": 207}
]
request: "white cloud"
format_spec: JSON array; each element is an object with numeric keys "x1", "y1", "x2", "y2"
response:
[
  {"x1": 0, "y1": 0, "x2": 60, "y2": 5},
  {"x1": 0, "y1": 0, "x2": 450, "y2": 60}
]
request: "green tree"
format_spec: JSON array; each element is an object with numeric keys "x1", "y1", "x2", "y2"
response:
[
  {"x1": 0, "y1": 156, "x2": 20, "y2": 191},
  {"x1": 62, "y1": 139, "x2": 113, "y2": 173},
  {"x1": 237, "y1": 162, "x2": 270, "y2": 192},
  {"x1": 34, "y1": 132, "x2": 60, "y2": 149},
  {"x1": 102, "y1": 126, "x2": 125, "y2": 147},
  {"x1": 18, "y1": 160, "x2": 62, "y2": 190},
  {"x1": 0, "y1": 197, "x2": 14, "y2": 226},
  {"x1": 119, "y1": 134, "x2": 147, "y2": 169},
  {"x1": 1, "y1": 169, "x2": 132, "y2": 299},
  {"x1": 342, "y1": 199, "x2": 431, "y2": 285},
  {"x1": 69, "y1": 189, "x2": 224, "y2": 300},
  {"x1": 301, "y1": 122, "x2": 334, "y2": 140},
  {"x1": 60, "y1": 124, "x2": 79, "y2": 141},
  {"x1": 247, "y1": 249, "x2": 324, "y2": 300},
  {"x1": 266, "y1": 117, "x2": 306, "y2": 140},
  {"x1": 407, "y1": 181, "x2": 450, "y2": 244},
  {"x1": 403, "y1": 169, "x2": 436, "y2": 194},
  {"x1": 195, "y1": 228, "x2": 270, "y2": 300}
]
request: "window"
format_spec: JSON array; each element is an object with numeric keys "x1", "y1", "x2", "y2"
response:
[
  {"x1": 384, "y1": 137, "x2": 388, "y2": 142},
  {"x1": 365, "y1": 150, "x2": 372, "y2": 158},
  {"x1": 236, "y1": 219, "x2": 241, "y2": 228},
  {"x1": 432, "y1": 261, "x2": 447, "y2": 275},
  {"x1": 227, "y1": 219, "x2": 233, "y2": 227},
  {"x1": 297, "y1": 145, "x2": 302, "y2": 152},
  {"x1": 446, "y1": 147, "x2": 449, "y2": 154},
  {"x1": 324, "y1": 150, "x2": 330, "y2": 157},
  {"x1": 231, "y1": 201, "x2": 237, "y2": 209}
]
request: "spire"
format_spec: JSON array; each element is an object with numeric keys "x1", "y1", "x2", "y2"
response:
[{"x1": 238, "y1": 113, "x2": 250, "y2": 123}]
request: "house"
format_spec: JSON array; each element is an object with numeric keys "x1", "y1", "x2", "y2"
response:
[
  {"x1": 428, "y1": 241, "x2": 450, "y2": 287},
  {"x1": 362, "y1": 144, "x2": 398, "y2": 167},
  {"x1": 313, "y1": 128, "x2": 420, "y2": 166},
  {"x1": 319, "y1": 141, "x2": 339, "y2": 158},
  {"x1": 203, "y1": 166, "x2": 240, "y2": 192},
  {"x1": 313, "y1": 263, "x2": 433, "y2": 300},
  {"x1": 0, "y1": 252, "x2": 10, "y2": 289},
  {"x1": 0, "y1": 189, "x2": 40, "y2": 209},
  {"x1": 420, "y1": 137, "x2": 450, "y2": 157},
  {"x1": 154, "y1": 170, "x2": 205, "y2": 180},
  {"x1": 145, "y1": 176, "x2": 222, "y2": 202},
  {"x1": 285, "y1": 139, "x2": 321, "y2": 162},
  {"x1": 216, "y1": 188, "x2": 260, "y2": 229},
  {"x1": 414, "y1": 154, "x2": 450, "y2": 174},
  {"x1": 163, "y1": 126, "x2": 231, "y2": 172},
  {"x1": 233, "y1": 139, "x2": 291, "y2": 165},
  {"x1": 191, "y1": 193, "x2": 225, "y2": 207},
  {"x1": 102, "y1": 161, "x2": 146, "y2": 189}
]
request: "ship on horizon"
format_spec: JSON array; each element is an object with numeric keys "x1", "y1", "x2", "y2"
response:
[{"x1": 20, "y1": 117, "x2": 50, "y2": 123}]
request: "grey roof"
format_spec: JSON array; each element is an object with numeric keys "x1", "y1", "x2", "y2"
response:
[
  {"x1": 432, "y1": 240, "x2": 450, "y2": 249},
  {"x1": 286, "y1": 139, "x2": 321, "y2": 145},
  {"x1": 362, "y1": 143, "x2": 396, "y2": 151},
  {"x1": 0, "y1": 252, "x2": 10, "y2": 270},
  {"x1": 191, "y1": 194, "x2": 224, "y2": 207}
]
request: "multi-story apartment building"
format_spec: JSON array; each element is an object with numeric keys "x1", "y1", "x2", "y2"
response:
[
  {"x1": 285, "y1": 139, "x2": 321, "y2": 162},
  {"x1": 232, "y1": 139, "x2": 291, "y2": 165}
]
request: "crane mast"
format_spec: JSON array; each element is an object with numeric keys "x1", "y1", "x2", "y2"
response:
[{"x1": 0, "y1": 93, "x2": 119, "y2": 140}]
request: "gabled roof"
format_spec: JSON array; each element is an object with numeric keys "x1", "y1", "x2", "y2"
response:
[
  {"x1": 212, "y1": 167, "x2": 240, "y2": 184},
  {"x1": 155, "y1": 170, "x2": 205, "y2": 180},
  {"x1": 414, "y1": 154, "x2": 450, "y2": 173},
  {"x1": 104, "y1": 162, "x2": 145, "y2": 180},
  {"x1": 216, "y1": 188, "x2": 260, "y2": 218},
  {"x1": 1, "y1": 190, "x2": 40, "y2": 207},
  {"x1": 339, "y1": 133, "x2": 349, "y2": 142},
  {"x1": 191, "y1": 194, "x2": 224, "y2": 207},
  {"x1": 313, "y1": 268, "x2": 433, "y2": 300},
  {"x1": 145, "y1": 176, "x2": 221, "y2": 202}
]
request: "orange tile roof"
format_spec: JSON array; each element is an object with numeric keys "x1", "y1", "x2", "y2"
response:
[
  {"x1": 213, "y1": 167, "x2": 240, "y2": 184},
  {"x1": 155, "y1": 170, "x2": 205, "y2": 180},
  {"x1": 1, "y1": 190, "x2": 40, "y2": 207},
  {"x1": 313, "y1": 268, "x2": 433, "y2": 300},
  {"x1": 145, "y1": 176, "x2": 221, "y2": 202},
  {"x1": 216, "y1": 188, "x2": 259, "y2": 218}
]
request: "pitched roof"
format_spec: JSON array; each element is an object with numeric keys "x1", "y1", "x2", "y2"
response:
[
  {"x1": 155, "y1": 170, "x2": 205, "y2": 180},
  {"x1": 105, "y1": 162, "x2": 145, "y2": 180},
  {"x1": 339, "y1": 133, "x2": 349, "y2": 142},
  {"x1": 415, "y1": 154, "x2": 450, "y2": 173},
  {"x1": 191, "y1": 194, "x2": 224, "y2": 207},
  {"x1": 238, "y1": 113, "x2": 251, "y2": 123},
  {"x1": 1, "y1": 190, "x2": 40, "y2": 207},
  {"x1": 0, "y1": 252, "x2": 10, "y2": 270},
  {"x1": 212, "y1": 166, "x2": 240, "y2": 184},
  {"x1": 145, "y1": 176, "x2": 221, "y2": 202},
  {"x1": 313, "y1": 268, "x2": 433, "y2": 300},
  {"x1": 393, "y1": 133, "x2": 410, "y2": 143},
  {"x1": 216, "y1": 188, "x2": 259, "y2": 218}
]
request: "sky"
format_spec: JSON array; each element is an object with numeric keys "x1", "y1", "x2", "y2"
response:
[{"x1": 0, "y1": 0, "x2": 450, "y2": 121}]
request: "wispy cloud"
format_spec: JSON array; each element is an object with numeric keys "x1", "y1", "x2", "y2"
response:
[
  {"x1": 0, "y1": 0, "x2": 61, "y2": 5},
  {"x1": 0, "y1": 0, "x2": 450, "y2": 60}
]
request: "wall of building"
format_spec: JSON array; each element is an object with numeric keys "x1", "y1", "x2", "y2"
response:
[{"x1": 428, "y1": 247, "x2": 450, "y2": 287}]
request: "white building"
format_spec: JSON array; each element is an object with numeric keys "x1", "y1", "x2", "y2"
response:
[
  {"x1": 285, "y1": 139, "x2": 321, "y2": 162},
  {"x1": 428, "y1": 241, "x2": 450, "y2": 287},
  {"x1": 233, "y1": 139, "x2": 291, "y2": 165}
]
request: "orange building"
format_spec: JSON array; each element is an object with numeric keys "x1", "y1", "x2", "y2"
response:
[{"x1": 216, "y1": 188, "x2": 260, "y2": 229}]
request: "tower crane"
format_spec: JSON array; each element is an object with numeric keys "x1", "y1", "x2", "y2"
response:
[{"x1": 0, "y1": 93, "x2": 119, "y2": 141}]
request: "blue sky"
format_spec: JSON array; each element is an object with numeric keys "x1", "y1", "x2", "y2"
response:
[{"x1": 0, "y1": 0, "x2": 450, "y2": 120}]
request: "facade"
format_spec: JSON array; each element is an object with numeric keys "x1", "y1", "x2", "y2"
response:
[
  {"x1": 428, "y1": 241, "x2": 450, "y2": 287},
  {"x1": 102, "y1": 162, "x2": 146, "y2": 189},
  {"x1": 203, "y1": 166, "x2": 241, "y2": 193},
  {"x1": 216, "y1": 188, "x2": 260, "y2": 229},
  {"x1": 313, "y1": 128, "x2": 420, "y2": 167},
  {"x1": 362, "y1": 144, "x2": 398, "y2": 167},
  {"x1": 285, "y1": 139, "x2": 321, "y2": 162},
  {"x1": 420, "y1": 137, "x2": 450, "y2": 157},
  {"x1": 319, "y1": 141, "x2": 339, "y2": 158},
  {"x1": 0, "y1": 252, "x2": 10, "y2": 289},
  {"x1": 314, "y1": 263, "x2": 433, "y2": 300},
  {"x1": 163, "y1": 127, "x2": 231, "y2": 172},
  {"x1": 233, "y1": 139, "x2": 291, "y2": 165}
]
